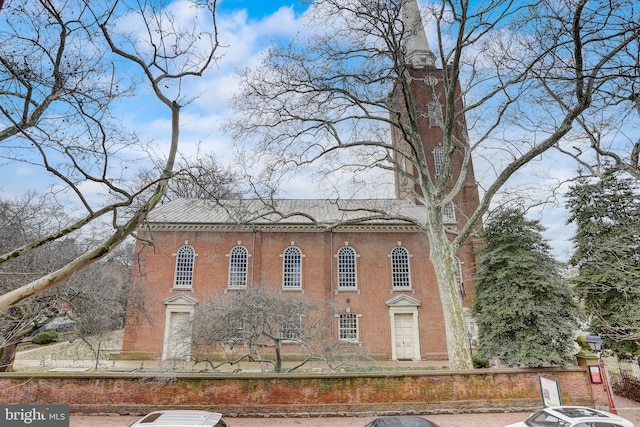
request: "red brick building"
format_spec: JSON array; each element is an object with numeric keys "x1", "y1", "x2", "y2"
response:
[{"x1": 121, "y1": 0, "x2": 481, "y2": 363}]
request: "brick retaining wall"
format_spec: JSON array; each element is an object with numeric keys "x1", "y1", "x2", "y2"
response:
[{"x1": 0, "y1": 367, "x2": 606, "y2": 416}]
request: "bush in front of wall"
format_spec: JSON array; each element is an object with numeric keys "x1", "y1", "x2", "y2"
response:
[
  {"x1": 472, "y1": 355, "x2": 490, "y2": 369},
  {"x1": 32, "y1": 331, "x2": 59, "y2": 345}
]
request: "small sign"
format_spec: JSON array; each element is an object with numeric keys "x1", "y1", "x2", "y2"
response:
[
  {"x1": 589, "y1": 365, "x2": 603, "y2": 384},
  {"x1": 0, "y1": 405, "x2": 69, "y2": 427},
  {"x1": 539, "y1": 375, "x2": 563, "y2": 407}
]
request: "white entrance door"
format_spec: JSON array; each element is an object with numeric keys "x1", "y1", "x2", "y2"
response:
[
  {"x1": 394, "y1": 313, "x2": 415, "y2": 360},
  {"x1": 166, "y1": 311, "x2": 192, "y2": 360}
]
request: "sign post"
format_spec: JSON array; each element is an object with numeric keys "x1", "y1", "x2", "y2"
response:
[{"x1": 539, "y1": 375, "x2": 563, "y2": 407}]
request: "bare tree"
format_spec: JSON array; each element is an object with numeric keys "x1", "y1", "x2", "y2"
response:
[
  {"x1": 66, "y1": 243, "x2": 135, "y2": 370},
  {"x1": 191, "y1": 287, "x2": 363, "y2": 373},
  {"x1": 136, "y1": 151, "x2": 242, "y2": 203},
  {"x1": 551, "y1": 3, "x2": 640, "y2": 180},
  {"x1": 227, "y1": 0, "x2": 639, "y2": 368},
  {"x1": 0, "y1": 0, "x2": 221, "y2": 310},
  {"x1": 0, "y1": 194, "x2": 134, "y2": 371},
  {"x1": 0, "y1": 194, "x2": 73, "y2": 371}
]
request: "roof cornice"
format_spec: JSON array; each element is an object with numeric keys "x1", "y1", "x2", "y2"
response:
[
  {"x1": 144, "y1": 223, "x2": 424, "y2": 233},
  {"x1": 142, "y1": 222, "x2": 459, "y2": 235}
]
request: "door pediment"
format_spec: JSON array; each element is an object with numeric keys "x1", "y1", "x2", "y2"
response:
[
  {"x1": 164, "y1": 293, "x2": 199, "y2": 306},
  {"x1": 386, "y1": 294, "x2": 421, "y2": 307}
]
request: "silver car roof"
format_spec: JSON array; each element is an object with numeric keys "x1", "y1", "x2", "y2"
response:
[
  {"x1": 542, "y1": 406, "x2": 633, "y2": 426},
  {"x1": 129, "y1": 410, "x2": 223, "y2": 427}
]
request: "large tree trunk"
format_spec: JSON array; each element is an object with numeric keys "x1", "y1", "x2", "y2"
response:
[
  {"x1": 426, "y1": 211, "x2": 473, "y2": 370},
  {"x1": 274, "y1": 341, "x2": 283, "y2": 373}
]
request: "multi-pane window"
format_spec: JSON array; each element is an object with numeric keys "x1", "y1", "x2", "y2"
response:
[
  {"x1": 337, "y1": 246, "x2": 357, "y2": 289},
  {"x1": 338, "y1": 313, "x2": 359, "y2": 342},
  {"x1": 282, "y1": 315, "x2": 303, "y2": 341},
  {"x1": 443, "y1": 202, "x2": 456, "y2": 223},
  {"x1": 282, "y1": 246, "x2": 302, "y2": 289},
  {"x1": 433, "y1": 145, "x2": 444, "y2": 176},
  {"x1": 428, "y1": 99, "x2": 443, "y2": 127},
  {"x1": 174, "y1": 245, "x2": 195, "y2": 288},
  {"x1": 391, "y1": 246, "x2": 411, "y2": 289},
  {"x1": 228, "y1": 246, "x2": 248, "y2": 289}
]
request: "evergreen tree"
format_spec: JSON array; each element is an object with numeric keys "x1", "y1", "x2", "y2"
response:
[
  {"x1": 473, "y1": 208, "x2": 581, "y2": 367},
  {"x1": 566, "y1": 174, "x2": 640, "y2": 357}
]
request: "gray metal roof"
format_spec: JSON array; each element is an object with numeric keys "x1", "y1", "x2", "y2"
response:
[{"x1": 145, "y1": 198, "x2": 429, "y2": 228}]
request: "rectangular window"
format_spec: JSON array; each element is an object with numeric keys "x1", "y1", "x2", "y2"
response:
[
  {"x1": 282, "y1": 316, "x2": 303, "y2": 341},
  {"x1": 338, "y1": 313, "x2": 359, "y2": 342},
  {"x1": 428, "y1": 100, "x2": 443, "y2": 128}
]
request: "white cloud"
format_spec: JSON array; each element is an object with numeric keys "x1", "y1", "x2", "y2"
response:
[
  {"x1": 15, "y1": 166, "x2": 36, "y2": 177},
  {"x1": 0, "y1": 0, "x2": 596, "y2": 262},
  {"x1": 119, "y1": 3, "x2": 305, "y2": 164}
]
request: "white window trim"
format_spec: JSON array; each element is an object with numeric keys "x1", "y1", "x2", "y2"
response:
[
  {"x1": 336, "y1": 244, "x2": 360, "y2": 292},
  {"x1": 172, "y1": 243, "x2": 197, "y2": 290},
  {"x1": 443, "y1": 202, "x2": 456, "y2": 224},
  {"x1": 433, "y1": 145, "x2": 444, "y2": 176},
  {"x1": 227, "y1": 245, "x2": 250, "y2": 289},
  {"x1": 428, "y1": 99, "x2": 443, "y2": 128},
  {"x1": 389, "y1": 244, "x2": 413, "y2": 291},
  {"x1": 280, "y1": 245, "x2": 304, "y2": 290},
  {"x1": 282, "y1": 314, "x2": 305, "y2": 343},
  {"x1": 335, "y1": 312, "x2": 362, "y2": 344}
]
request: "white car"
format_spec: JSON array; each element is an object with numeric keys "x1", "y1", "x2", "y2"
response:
[
  {"x1": 503, "y1": 406, "x2": 635, "y2": 427},
  {"x1": 128, "y1": 410, "x2": 229, "y2": 427}
]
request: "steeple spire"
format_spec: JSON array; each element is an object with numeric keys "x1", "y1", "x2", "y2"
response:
[{"x1": 403, "y1": 0, "x2": 436, "y2": 68}]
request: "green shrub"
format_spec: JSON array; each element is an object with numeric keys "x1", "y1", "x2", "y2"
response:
[
  {"x1": 32, "y1": 331, "x2": 59, "y2": 345},
  {"x1": 472, "y1": 355, "x2": 491, "y2": 369}
]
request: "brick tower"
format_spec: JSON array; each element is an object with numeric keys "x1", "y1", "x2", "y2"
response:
[{"x1": 391, "y1": 0, "x2": 481, "y2": 232}]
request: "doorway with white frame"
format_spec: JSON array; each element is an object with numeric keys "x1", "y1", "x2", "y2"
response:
[{"x1": 386, "y1": 294, "x2": 422, "y2": 361}]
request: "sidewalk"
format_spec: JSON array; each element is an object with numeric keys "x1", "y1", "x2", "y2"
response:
[
  {"x1": 70, "y1": 412, "x2": 531, "y2": 427},
  {"x1": 70, "y1": 396, "x2": 640, "y2": 427}
]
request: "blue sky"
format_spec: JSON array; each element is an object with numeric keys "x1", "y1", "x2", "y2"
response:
[
  {"x1": 0, "y1": 0, "x2": 577, "y2": 260},
  {"x1": 219, "y1": 0, "x2": 308, "y2": 17},
  {"x1": 1, "y1": 0, "x2": 310, "y2": 199}
]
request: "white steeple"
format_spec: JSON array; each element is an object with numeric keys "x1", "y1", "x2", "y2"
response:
[{"x1": 403, "y1": 0, "x2": 436, "y2": 68}]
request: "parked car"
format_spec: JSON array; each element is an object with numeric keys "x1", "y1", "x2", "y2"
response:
[
  {"x1": 364, "y1": 416, "x2": 442, "y2": 427},
  {"x1": 128, "y1": 410, "x2": 229, "y2": 427},
  {"x1": 503, "y1": 406, "x2": 635, "y2": 427}
]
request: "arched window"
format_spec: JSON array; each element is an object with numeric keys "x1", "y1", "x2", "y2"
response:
[
  {"x1": 337, "y1": 245, "x2": 357, "y2": 289},
  {"x1": 282, "y1": 246, "x2": 302, "y2": 289},
  {"x1": 174, "y1": 245, "x2": 195, "y2": 288},
  {"x1": 391, "y1": 246, "x2": 411, "y2": 289},
  {"x1": 443, "y1": 202, "x2": 456, "y2": 223},
  {"x1": 228, "y1": 246, "x2": 248, "y2": 289},
  {"x1": 433, "y1": 145, "x2": 444, "y2": 176}
]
